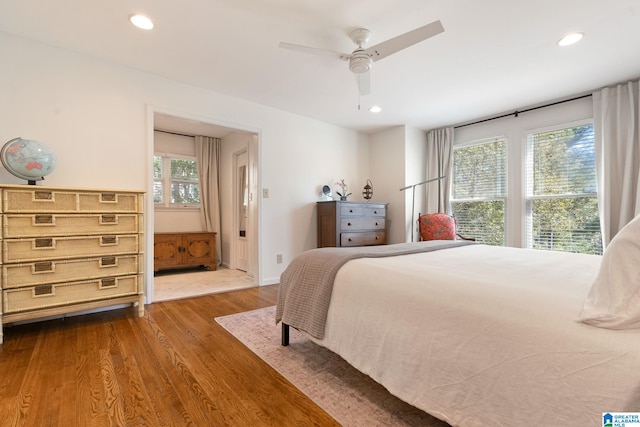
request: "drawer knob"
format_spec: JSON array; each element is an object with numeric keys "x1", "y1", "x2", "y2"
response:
[
  {"x1": 349, "y1": 209, "x2": 353, "y2": 213},
  {"x1": 35, "y1": 238, "x2": 53, "y2": 248},
  {"x1": 34, "y1": 191, "x2": 53, "y2": 200},
  {"x1": 101, "y1": 236, "x2": 117, "y2": 245},
  {"x1": 348, "y1": 238, "x2": 352, "y2": 242},
  {"x1": 34, "y1": 284, "x2": 53, "y2": 296},
  {"x1": 347, "y1": 222, "x2": 352, "y2": 226},
  {"x1": 35, "y1": 215, "x2": 53, "y2": 224},
  {"x1": 100, "y1": 278, "x2": 117, "y2": 288},
  {"x1": 374, "y1": 210, "x2": 378, "y2": 214},
  {"x1": 34, "y1": 261, "x2": 53, "y2": 272},
  {"x1": 101, "y1": 256, "x2": 117, "y2": 266},
  {"x1": 375, "y1": 236, "x2": 379, "y2": 240},
  {"x1": 375, "y1": 222, "x2": 379, "y2": 226}
]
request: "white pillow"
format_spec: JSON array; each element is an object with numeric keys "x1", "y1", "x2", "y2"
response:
[{"x1": 579, "y1": 213, "x2": 640, "y2": 329}]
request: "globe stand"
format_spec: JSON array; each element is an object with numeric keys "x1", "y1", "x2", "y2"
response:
[{"x1": 28, "y1": 180, "x2": 37, "y2": 186}]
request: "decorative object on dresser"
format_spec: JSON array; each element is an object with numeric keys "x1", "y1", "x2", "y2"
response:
[
  {"x1": 362, "y1": 179, "x2": 373, "y2": 201},
  {"x1": 153, "y1": 232, "x2": 216, "y2": 273},
  {"x1": 0, "y1": 185, "x2": 145, "y2": 344},
  {"x1": 0, "y1": 137, "x2": 57, "y2": 185},
  {"x1": 317, "y1": 200, "x2": 387, "y2": 248},
  {"x1": 334, "y1": 179, "x2": 352, "y2": 201}
]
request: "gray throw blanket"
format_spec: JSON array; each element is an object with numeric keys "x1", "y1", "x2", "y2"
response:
[{"x1": 276, "y1": 240, "x2": 475, "y2": 339}]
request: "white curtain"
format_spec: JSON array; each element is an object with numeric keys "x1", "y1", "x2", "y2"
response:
[
  {"x1": 593, "y1": 79, "x2": 640, "y2": 247},
  {"x1": 195, "y1": 136, "x2": 222, "y2": 265},
  {"x1": 425, "y1": 127, "x2": 454, "y2": 213}
]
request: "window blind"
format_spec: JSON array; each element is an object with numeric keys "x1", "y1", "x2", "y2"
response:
[
  {"x1": 450, "y1": 139, "x2": 507, "y2": 245},
  {"x1": 525, "y1": 124, "x2": 602, "y2": 254}
]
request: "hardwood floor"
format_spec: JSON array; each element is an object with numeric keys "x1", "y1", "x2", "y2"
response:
[{"x1": 0, "y1": 285, "x2": 339, "y2": 427}]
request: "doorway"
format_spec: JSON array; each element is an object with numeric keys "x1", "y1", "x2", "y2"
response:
[
  {"x1": 147, "y1": 110, "x2": 260, "y2": 303},
  {"x1": 235, "y1": 149, "x2": 249, "y2": 272}
]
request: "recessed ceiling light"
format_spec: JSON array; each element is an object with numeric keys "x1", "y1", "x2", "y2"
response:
[
  {"x1": 558, "y1": 32, "x2": 583, "y2": 47},
  {"x1": 369, "y1": 105, "x2": 382, "y2": 113},
  {"x1": 129, "y1": 14, "x2": 154, "y2": 30}
]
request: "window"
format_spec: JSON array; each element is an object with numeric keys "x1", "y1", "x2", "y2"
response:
[
  {"x1": 525, "y1": 123, "x2": 601, "y2": 254},
  {"x1": 154, "y1": 155, "x2": 201, "y2": 207},
  {"x1": 450, "y1": 138, "x2": 507, "y2": 245}
]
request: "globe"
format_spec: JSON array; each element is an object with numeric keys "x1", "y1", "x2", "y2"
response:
[{"x1": 1, "y1": 137, "x2": 57, "y2": 184}]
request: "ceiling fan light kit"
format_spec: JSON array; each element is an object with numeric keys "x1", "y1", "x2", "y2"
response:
[{"x1": 279, "y1": 20, "x2": 445, "y2": 97}]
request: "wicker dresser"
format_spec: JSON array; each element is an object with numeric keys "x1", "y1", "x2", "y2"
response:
[
  {"x1": 317, "y1": 200, "x2": 388, "y2": 248},
  {"x1": 0, "y1": 185, "x2": 144, "y2": 343}
]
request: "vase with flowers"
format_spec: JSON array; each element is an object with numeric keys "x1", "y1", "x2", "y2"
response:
[{"x1": 335, "y1": 179, "x2": 352, "y2": 201}]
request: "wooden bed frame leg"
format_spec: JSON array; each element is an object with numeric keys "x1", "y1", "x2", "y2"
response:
[{"x1": 281, "y1": 323, "x2": 289, "y2": 346}]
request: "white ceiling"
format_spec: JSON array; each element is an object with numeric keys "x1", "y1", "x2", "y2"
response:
[{"x1": 1, "y1": 0, "x2": 639, "y2": 134}]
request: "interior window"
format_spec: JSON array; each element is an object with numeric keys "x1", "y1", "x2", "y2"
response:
[{"x1": 154, "y1": 154, "x2": 201, "y2": 208}]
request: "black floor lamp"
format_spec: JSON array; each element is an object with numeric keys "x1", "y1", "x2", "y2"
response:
[{"x1": 399, "y1": 176, "x2": 446, "y2": 242}]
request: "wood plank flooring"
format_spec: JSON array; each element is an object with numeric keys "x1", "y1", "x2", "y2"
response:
[{"x1": 0, "y1": 285, "x2": 339, "y2": 427}]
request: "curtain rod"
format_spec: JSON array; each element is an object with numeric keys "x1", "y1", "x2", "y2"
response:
[
  {"x1": 154, "y1": 129, "x2": 195, "y2": 138},
  {"x1": 454, "y1": 93, "x2": 592, "y2": 129}
]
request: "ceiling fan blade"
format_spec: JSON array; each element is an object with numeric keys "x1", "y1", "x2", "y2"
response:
[
  {"x1": 365, "y1": 20, "x2": 444, "y2": 62},
  {"x1": 278, "y1": 42, "x2": 350, "y2": 61},
  {"x1": 355, "y1": 71, "x2": 371, "y2": 96}
]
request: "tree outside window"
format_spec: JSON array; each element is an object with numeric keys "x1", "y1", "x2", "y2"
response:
[{"x1": 154, "y1": 155, "x2": 201, "y2": 207}]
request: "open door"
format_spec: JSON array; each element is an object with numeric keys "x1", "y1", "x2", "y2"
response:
[{"x1": 236, "y1": 150, "x2": 249, "y2": 272}]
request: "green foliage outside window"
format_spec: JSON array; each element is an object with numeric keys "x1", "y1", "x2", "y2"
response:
[
  {"x1": 451, "y1": 139, "x2": 506, "y2": 245},
  {"x1": 154, "y1": 155, "x2": 200, "y2": 206},
  {"x1": 528, "y1": 124, "x2": 601, "y2": 254}
]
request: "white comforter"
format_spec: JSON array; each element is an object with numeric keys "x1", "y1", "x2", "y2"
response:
[{"x1": 313, "y1": 244, "x2": 640, "y2": 426}]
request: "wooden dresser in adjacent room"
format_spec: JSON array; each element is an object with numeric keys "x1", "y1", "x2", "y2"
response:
[
  {"x1": 0, "y1": 185, "x2": 145, "y2": 344},
  {"x1": 153, "y1": 232, "x2": 216, "y2": 273},
  {"x1": 317, "y1": 200, "x2": 388, "y2": 248}
]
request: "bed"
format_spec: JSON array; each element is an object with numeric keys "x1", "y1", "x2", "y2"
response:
[{"x1": 276, "y1": 216, "x2": 640, "y2": 426}]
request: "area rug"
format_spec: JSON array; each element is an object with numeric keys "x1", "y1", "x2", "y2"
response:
[{"x1": 215, "y1": 306, "x2": 449, "y2": 427}]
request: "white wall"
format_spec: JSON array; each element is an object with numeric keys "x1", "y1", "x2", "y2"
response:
[
  {"x1": 405, "y1": 127, "x2": 428, "y2": 242},
  {"x1": 0, "y1": 32, "x2": 370, "y2": 290},
  {"x1": 369, "y1": 126, "x2": 407, "y2": 244}
]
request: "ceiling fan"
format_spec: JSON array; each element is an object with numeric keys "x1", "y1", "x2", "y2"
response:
[{"x1": 279, "y1": 20, "x2": 445, "y2": 96}]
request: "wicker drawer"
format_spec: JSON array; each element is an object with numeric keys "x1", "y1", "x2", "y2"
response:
[
  {"x1": 340, "y1": 217, "x2": 385, "y2": 231},
  {"x1": 2, "y1": 255, "x2": 142, "y2": 289},
  {"x1": 3, "y1": 274, "x2": 140, "y2": 314},
  {"x1": 3, "y1": 214, "x2": 140, "y2": 238},
  {"x1": 2, "y1": 188, "x2": 141, "y2": 213},
  {"x1": 3, "y1": 234, "x2": 140, "y2": 263},
  {"x1": 341, "y1": 231, "x2": 386, "y2": 246}
]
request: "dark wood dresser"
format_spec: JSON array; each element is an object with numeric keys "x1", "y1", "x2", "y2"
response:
[{"x1": 317, "y1": 201, "x2": 388, "y2": 248}]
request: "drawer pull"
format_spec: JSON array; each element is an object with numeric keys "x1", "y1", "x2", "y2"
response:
[
  {"x1": 34, "y1": 191, "x2": 53, "y2": 200},
  {"x1": 101, "y1": 214, "x2": 117, "y2": 223},
  {"x1": 349, "y1": 209, "x2": 353, "y2": 213},
  {"x1": 375, "y1": 236, "x2": 379, "y2": 240},
  {"x1": 374, "y1": 210, "x2": 378, "y2": 214},
  {"x1": 101, "y1": 256, "x2": 117, "y2": 266},
  {"x1": 101, "y1": 193, "x2": 116, "y2": 202},
  {"x1": 34, "y1": 261, "x2": 53, "y2": 272},
  {"x1": 100, "y1": 278, "x2": 117, "y2": 288},
  {"x1": 347, "y1": 222, "x2": 352, "y2": 226},
  {"x1": 35, "y1": 215, "x2": 53, "y2": 224},
  {"x1": 35, "y1": 238, "x2": 53, "y2": 248},
  {"x1": 34, "y1": 284, "x2": 53, "y2": 296},
  {"x1": 375, "y1": 222, "x2": 379, "y2": 226},
  {"x1": 101, "y1": 236, "x2": 117, "y2": 245},
  {"x1": 348, "y1": 238, "x2": 352, "y2": 242}
]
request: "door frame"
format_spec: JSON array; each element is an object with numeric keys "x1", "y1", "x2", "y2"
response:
[{"x1": 145, "y1": 105, "x2": 262, "y2": 303}]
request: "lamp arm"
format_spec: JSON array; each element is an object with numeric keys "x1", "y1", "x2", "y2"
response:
[{"x1": 399, "y1": 176, "x2": 447, "y2": 242}]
